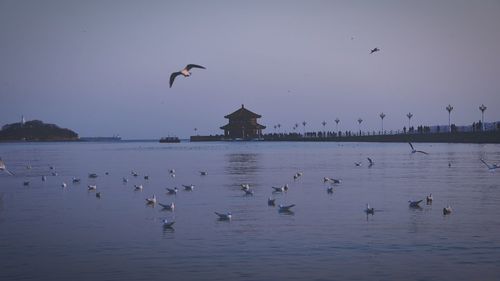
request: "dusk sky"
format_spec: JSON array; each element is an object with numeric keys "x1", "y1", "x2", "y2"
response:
[{"x1": 1, "y1": 0, "x2": 499, "y2": 139}]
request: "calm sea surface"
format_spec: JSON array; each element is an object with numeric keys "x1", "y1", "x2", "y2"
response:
[{"x1": 0, "y1": 141, "x2": 499, "y2": 281}]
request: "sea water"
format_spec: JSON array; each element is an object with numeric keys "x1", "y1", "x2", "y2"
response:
[{"x1": 0, "y1": 141, "x2": 499, "y2": 281}]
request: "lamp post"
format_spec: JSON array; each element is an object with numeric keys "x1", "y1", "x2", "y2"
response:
[
  {"x1": 322, "y1": 121, "x2": 327, "y2": 137},
  {"x1": 479, "y1": 104, "x2": 487, "y2": 131},
  {"x1": 194, "y1": 128, "x2": 198, "y2": 136},
  {"x1": 446, "y1": 104, "x2": 453, "y2": 132},
  {"x1": 379, "y1": 112, "x2": 386, "y2": 134},
  {"x1": 357, "y1": 118, "x2": 363, "y2": 135},
  {"x1": 277, "y1": 124, "x2": 281, "y2": 134},
  {"x1": 302, "y1": 121, "x2": 307, "y2": 136},
  {"x1": 334, "y1": 118, "x2": 340, "y2": 134},
  {"x1": 406, "y1": 112, "x2": 413, "y2": 131}
]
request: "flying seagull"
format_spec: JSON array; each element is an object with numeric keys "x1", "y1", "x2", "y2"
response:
[
  {"x1": 0, "y1": 158, "x2": 14, "y2": 176},
  {"x1": 367, "y1": 157, "x2": 374, "y2": 167},
  {"x1": 170, "y1": 64, "x2": 206, "y2": 88},
  {"x1": 480, "y1": 159, "x2": 499, "y2": 171},
  {"x1": 409, "y1": 142, "x2": 428, "y2": 154},
  {"x1": 370, "y1": 47, "x2": 380, "y2": 54}
]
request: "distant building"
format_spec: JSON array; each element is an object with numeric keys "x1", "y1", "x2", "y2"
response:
[{"x1": 220, "y1": 104, "x2": 266, "y2": 139}]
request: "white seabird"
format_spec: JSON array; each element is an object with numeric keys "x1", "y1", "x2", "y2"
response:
[
  {"x1": 480, "y1": 159, "x2": 499, "y2": 171},
  {"x1": 88, "y1": 185, "x2": 97, "y2": 191},
  {"x1": 215, "y1": 212, "x2": 232, "y2": 220},
  {"x1": 0, "y1": 158, "x2": 14, "y2": 176},
  {"x1": 268, "y1": 197, "x2": 276, "y2": 206},
  {"x1": 278, "y1": 204, "x2": 295, "y2": 212},
  {"x1": 443, "y1": 205, "x2": 452, "y2": 215},
  {"x1": 163, "y1": 219, "x2": 175, "y2": 228},
  {"x1": 72, "y1": 177, "x2": 81, "y2": 183},
  {"x1": 200, "y1": 171, "x2": 208, "y2": 176},
  {"x1": 365, "y1": 203, "x2": 375, "y2": 215},
  {"x1": 241, "y1": 184, "x2": 250, "y2": 191},
  {"x1": 146, "y1": 194, "x2": 157, "y2": 205},
  {"x1": 159, "y1": 202, "x2": 175, "y2": 211},
  {"x1": 61, "y1": 182, "x2": 67, "y2": 188},
  {"x1": 408, "y1": 199, "x2": 423, "y2": 208},
  {"x1": 166, "y1": 187, "x2": 178, "y2": 194},
  {"x1": 134, "y1": 184, "x2": 143, "y2": 191},
  {"x1": 182, "y1": 184, "x2": 194, "y2": 191},
  {"x1": 426, "y1": 194, "x2": 433, "y2": 204},
  {"x1": 169, "y1": 64, "x2": 206, "y2": 88},
  {"x1": 409, "y1": 142, "x2": 429, "y2": 154}
]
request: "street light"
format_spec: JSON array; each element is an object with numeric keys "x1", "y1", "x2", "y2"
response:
[
  {"x1": 357, "y1": 118, "x2": 363, "y2": 135},
  {"x1": 334, "y1": 118, "x2": 340, "y2": 133},
  {"x1": 479, "y1": 104, "x2": 487, "y2": 131},
  {"x1": 302, "y1": 121, "x2": 307, "y2": 136},
  {"x1": 322, "y1": 121, "x2": 327, "y2": 137},
  {"x1": 379, "y1": 112, "x2": 386, "y2": 134},
  {"x1": 446, "y1": 104, "x2": 453, "y2": 132},
  {"x1": 406, "y1": 112, "x2": 413, "y2": 131}
]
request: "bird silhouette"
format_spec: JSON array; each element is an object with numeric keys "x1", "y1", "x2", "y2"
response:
[
  {"x1": 170, "y1": 64, "x2": 206, "y2": 88},
  {"x1": 370, "y1": 47, "x2": 380, "y2": 54}
]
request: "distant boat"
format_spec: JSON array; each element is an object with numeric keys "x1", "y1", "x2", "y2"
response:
[
  {"x1": 80, "y1": 135, "x2": 121, "y2": 142},
  {"x1": 159, "y1": 137, "x2": 180, "y2": 143}
]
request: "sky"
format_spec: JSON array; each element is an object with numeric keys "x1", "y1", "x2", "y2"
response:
[{"x1": 1, "y1": 0, "x2": 500, "y2": 139}]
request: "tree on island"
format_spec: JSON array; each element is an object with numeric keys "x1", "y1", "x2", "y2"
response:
[{"x1": 0, "y1": 120, "x2": 78, "y2": 141}]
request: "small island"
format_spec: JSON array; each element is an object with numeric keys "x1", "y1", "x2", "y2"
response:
[{"x1": 0, "y1": 119, "x2": 79, "y2": 141}]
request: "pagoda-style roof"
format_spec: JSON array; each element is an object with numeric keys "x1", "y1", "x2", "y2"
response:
[
  {"x1": 224, "y1": 104, "x2": 262, "y2": 119},
  {"x1": 220, "y1": 123, "x2": 266, "y2": 130}
]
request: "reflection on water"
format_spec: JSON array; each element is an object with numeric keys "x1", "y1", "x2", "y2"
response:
[
  {"x1": 225, "y1": 153, "x2": 260, "y2": 176},
  {"x1": 0, "y1": 141, "x2": 499, "y2": 281}
]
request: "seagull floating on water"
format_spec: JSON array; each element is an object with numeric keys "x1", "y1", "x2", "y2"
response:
[
  {"x1": 268, "y1": 197, "x2": 276, "y2": 206},
  {"x1": 159, "y1": 202, "x2": 175, "y2": 211},
  {"x1": 88, "y1": 173, "x2": 98, "y2": 178},
  {"x1": 182, "y1": 184, "x2": 194, "y2": 191},
  {"x1": 215, "y1": 212, "x2": 232, "y2": 220},
  {"x1": 144, "y1": 175, "x2": 149, "y2": 180},
  {"x1": 146, "y1": 195, "x2": 157, "y2": 205},
  {"x1": 443, "y1": 205, "x2": 452, "y2": 215},
  {"x1": 327, "y1": 186, "x2": 334, "y2": 194},
  {"x1": 272, "y1": 184, "x2": 288, "y2": 193},
  {"x1": 42, "y1": 176, "x2": 47, "y2": 181},
  {"x1": 426, "y1": 194, "x2": 433, "y2": 204},
  {"x1": 23, "y1": 181, "x2": 30, "y2": 186},
  {"x1": 324, "y1": 177, "x2": 341, "y2": 184},
  {"x1": 241, "y1": 184, "x2": 250, "y2": 191},
  {"x1": 122, "y1": 177, "x2": 129, "y2": 183},
  {"x1": 370, "y1": 47, "x2": 380, "y2": 54},
  {"x1": 162, "y1": 219, "x2": 175, "y2": 228},
  {"x1": 278, "y1": 204, "x2": 295, "y2": 212},
  {"x1": 88, "y1": 185, "x2": 97, "y2": 191},
  {"x1": 72, "y1": 177, "x2": 81, "y2": 183},
  {"x1": 170, "y1": 64, "x2": 206, "y2": 88},
  {"x1": 408, "y1": 200, "x2": 423, "y2": 208},
  {"x1": 480, "y1": 159, "x2": 499, "y2": 171},
  {"x1": 355, "y1": 162, "x2": 362, "y2": 167},
  {"x1": 166, "y1": 187, "x2": 178, "y2": 195},
  {"x1": 365, "y1": 204, "x2": 375, "y2": 215},
  {"x1": 61, "y1": 182, "x2": 67, "y2": 188},
  {"x1": 51, "y1": 172, "x2": 58, "y2": 176},
  {"x1": 96, "y1": 192, "x2": 101, "y2": 198},
  {"x1": 199, "y1": 171, "x2": 208, "y2": 176},
  {"x1": 134, "y1": 184, "x2": 143, "y2": 191},
  {"x1": 409, "y1": 142, "x2": 428, "y2": 155},
  {"x1": 169, "y1": 169, "x2": 175, "y2": 174},
  {"x1": 0, "y1": 158, "x2": 14, "y2": 176}
]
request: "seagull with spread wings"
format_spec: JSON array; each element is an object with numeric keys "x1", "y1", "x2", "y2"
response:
[
  {"x1": 409, "y1": 142, "x2": 428, "y2": 154},
  {"x1": 170, "y1": 64, "x2": 206, "y2": 88}
]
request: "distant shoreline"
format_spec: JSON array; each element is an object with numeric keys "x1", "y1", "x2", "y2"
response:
[{"x1": 191, "y1": 131, "x2": 500, "y2": 144}]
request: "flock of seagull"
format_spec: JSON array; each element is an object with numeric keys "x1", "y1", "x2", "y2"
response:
[{"x1": 2, "y1": 143, "x2": 498, "y2": 229}]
